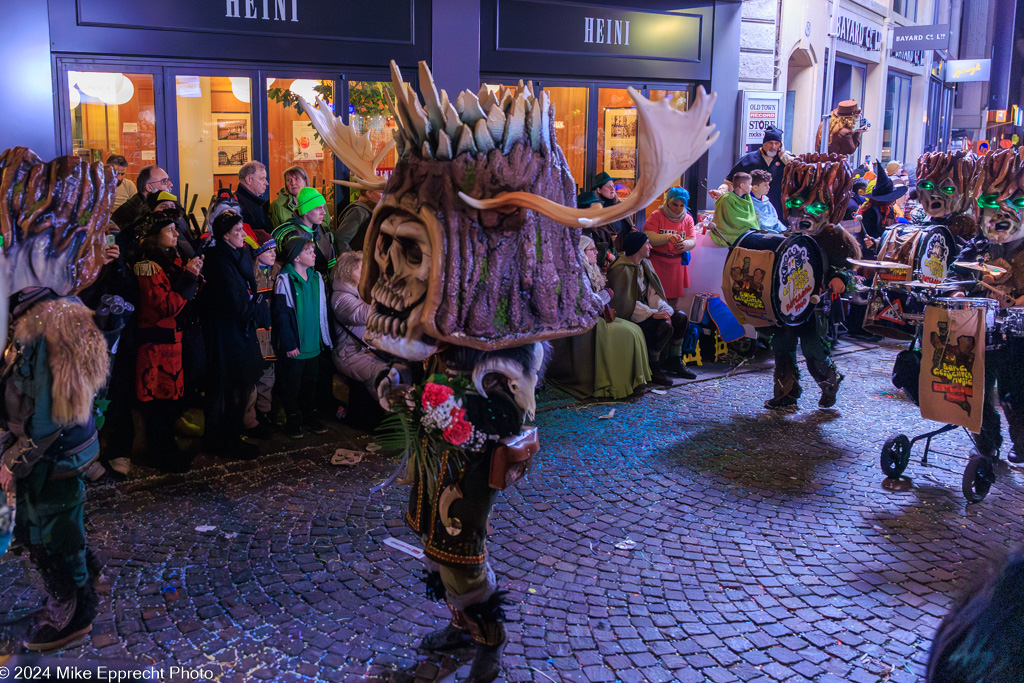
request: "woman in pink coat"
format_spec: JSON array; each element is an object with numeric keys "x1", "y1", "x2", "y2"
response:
[{"x1": 644, "y1": 186, "x2": 697, "y2": 309}]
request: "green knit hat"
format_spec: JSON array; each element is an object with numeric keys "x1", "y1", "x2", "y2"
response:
[{"x1": 296, "y1": 186, "x2": 326, "y2": 216}]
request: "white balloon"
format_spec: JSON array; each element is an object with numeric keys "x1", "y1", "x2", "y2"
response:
[
  {"x1": 289, "y1": 79, "x2": 321, "y2": 106},
  {"x1": 229, "y1": 77, "x2": 251, "y2": 104}
]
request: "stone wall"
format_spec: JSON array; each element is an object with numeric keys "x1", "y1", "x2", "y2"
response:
[{"x1": 739, "y1": 0, "x2": 779, "y2": 91}]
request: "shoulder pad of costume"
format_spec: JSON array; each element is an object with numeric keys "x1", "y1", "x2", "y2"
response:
[{"x1": 133, "y1": 261, "x2": 162, "y2": 277}]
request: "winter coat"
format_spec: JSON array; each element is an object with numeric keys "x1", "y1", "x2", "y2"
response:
[
  {"x1": 253, "y1": 262, "x2": 276, "y2": 361},
  {"x1": 134, "y1": 248, "x2": 199, "y2": 402},
  {"x1": 199, "y1": 240, "x2": 262, "y2": 388},
  {"x1": 329, "y1": 278, "x2": 388, "y2": 387},
  {"x1": 236, "y1": 184, "x2": 273, "y2": 236},
  {"x1": 273, "y1": 217, "x2": 336, "y2": 280},
  {"x1": 271, "y1": 269, "x2": 331, "y2": 358},
  {"x1": 333, "y1": 200, "x2": 372, "y2": 251}
]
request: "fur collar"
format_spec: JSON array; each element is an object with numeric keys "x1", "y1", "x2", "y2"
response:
[{"x1": 12, "y1": 297, "x2": 109, "y2": 426}]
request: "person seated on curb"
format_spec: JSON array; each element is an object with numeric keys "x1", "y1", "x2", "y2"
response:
[
  {"x1": 750, "y1": 170, "x2": 784, "y2": 233},
  {"x1": 711, "y1": 172, "x2": 759, "y2": 247},
  {"x1": 578, "y1": 190, "x2": 617, "y2": 267},
  {"x1": 607, "y1": 232, "x2": 692, "y2": 387}
]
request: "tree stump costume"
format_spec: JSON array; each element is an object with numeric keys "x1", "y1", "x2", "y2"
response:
[
  {"x1": 951, "y1": 147, "x2": 1024, "y2": 461},
  {"x1": 768, "y1": 153, "x2": 861, "y2": 409},
  {"x1": 0, "y1": 148, "x2": 114, "y2": 651},
  {"x1": 302, "y1": 61, "x2": 719, "y2": 681},
  {"x1": 915, "y1": 150, "x2": 981, "y2": 242}
]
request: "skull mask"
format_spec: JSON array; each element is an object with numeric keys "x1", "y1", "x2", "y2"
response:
[
  {"x1": 784, "y1": 196, "x2": 832, "y2": 235},
  {"x1": 916, "y1": 150, "x2": 979, "y2": 219},
  {"x1": 917, "y1": 177, "x2": 961, "y2": 218}
]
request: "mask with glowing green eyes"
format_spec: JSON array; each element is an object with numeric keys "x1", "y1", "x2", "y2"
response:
[
  {"x1": 917, "y1": 177, "x2": 964, "y2": 218},
  {"x1": 977, "y1": 193, "x2": 1024, "y2": 244},
  {"x1": 785, "y1": 195, "x2": 831, "y2": 235}
]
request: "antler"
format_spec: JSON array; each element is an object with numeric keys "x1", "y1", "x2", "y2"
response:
[
  {"x1": 297, "y1": 94, "x2": 393, "y2": 191},
  {"x1": 459, "y1": 86, "x2": 719, "y2": 228}
]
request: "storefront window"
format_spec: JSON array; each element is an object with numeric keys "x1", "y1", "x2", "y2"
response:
[
  {"x1": 894, "y1": 0, "x2": 918, "y2": 21},
  {"x1": 175, "y1": 75, "x2": 252, "y2": 225},
  {"x1": 544, "y1": 86, "x2": 589, "y2": 195},
  {"x1": 882, "y1": 74, "x2": 911, "y2": 163},
  {"x1": 69, "y1": 71, "x2": 157, "y2": 178},
  {"x1": 266, "y1": 78, "x2": 337, "y2": 214},
  {"x1": 597, "y1": 87, "x2": 638, "y2": 199},
  {"x1": 348, "y1": 80, "x2": 398, "y2": 192},
  {"x1": 644, "y1": 89, "x2": 691, "y2": 219}
]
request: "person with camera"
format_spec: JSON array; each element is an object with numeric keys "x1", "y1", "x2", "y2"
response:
[{"x1": 815, "y1": 100, "x2": 870, "y2": 157}]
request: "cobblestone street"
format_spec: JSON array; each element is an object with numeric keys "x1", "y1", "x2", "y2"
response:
[{"x1": 2, "y1": 342, "x2": 1022, "y2": 682}]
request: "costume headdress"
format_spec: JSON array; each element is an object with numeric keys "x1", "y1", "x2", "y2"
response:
[
  {"x1": 974, "y1": 146, "x2": 1024, "y2": 244},
  {"x1": 301, "y1": 61, "x2": 717, "y2": 360},
  {"x1": 781, "y1": 153, "x2": 854, "y2": 231}
]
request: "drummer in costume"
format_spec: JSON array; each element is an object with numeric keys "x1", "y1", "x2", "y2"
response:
[
  {"x1": 300, "y1": 61, "x2": 719, "y2": 681},
  {"x1": 949, "y1": 147, "x2": 1024, "y2": 462},
  {"x1": 915, "y1": 150, "x2": 981, "y2": 243},
  {"x1": 766, "y1": 153, "x2": 861, "y2": 410},
  {"x1": 857, "y1": 161, "x2": 907, "y2": 258}
]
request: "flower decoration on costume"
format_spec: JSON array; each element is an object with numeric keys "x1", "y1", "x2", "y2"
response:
[{"x1": 419, "y1": 380, "x2": 484, "y2": 449}]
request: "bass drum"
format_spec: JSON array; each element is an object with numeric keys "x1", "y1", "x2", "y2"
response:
[
  {"x1": 722, "y1": 231, "x2": 824, "y2": 327},
  {"x1": 876, "y1": 224, "x2": 957, "y2": 284}
]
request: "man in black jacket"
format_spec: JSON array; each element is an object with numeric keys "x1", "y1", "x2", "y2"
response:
[
  {"x1": 111, "y1": 165, "x2": 171, "y2": 231},
  {"x1": 711, "y1": 125, "x2": 789, "y2": 224},
  {"x1": 236, "y1": 161, "x2": 273, "y2": 236}
]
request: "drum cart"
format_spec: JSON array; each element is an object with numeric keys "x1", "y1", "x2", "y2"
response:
[{"x1": 879, "y1": 283, "x2": 1005, "y2": 503}]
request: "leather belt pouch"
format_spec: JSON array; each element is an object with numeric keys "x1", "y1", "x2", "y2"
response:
[{"x1": 489, "y1": 427, "x2": 539, "y2": 490}]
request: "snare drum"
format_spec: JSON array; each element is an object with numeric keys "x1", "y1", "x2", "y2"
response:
[
  {"x1": 930, "y1": 297, "x2": 1000, "y2": 349},
  {"x1": 1003, "y1": 308, "x2": 1024, "y2": 337},
  {"x1": 863, "y1": 288, "x2": 927, "y2": 341},
  {"x1": 875, "y1": 224, "x2": 956, "y2": 284}
]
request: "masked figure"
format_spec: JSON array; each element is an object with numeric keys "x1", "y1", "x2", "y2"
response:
[
  {"x1": 302, "y1": 61, "x2": 718, "y2": 681},
  {"x1": 765, "y1": 153, "x2": 861, "y2": 410},
  {"x1": 950, "y1": 147, "x2": 1024, "y2": 463},
  {"x1": 915, "y1": 150, "x2": 981, "y2": 241},
  {"x1": 0, "y1": 148, "x2": 114, "y2": 650}
]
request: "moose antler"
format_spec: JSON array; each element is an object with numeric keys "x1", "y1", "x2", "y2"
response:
[
  {"x1": 297, "y1": 94, "x2": 393, "y2": 191},
  {"x1": 459, "y1": 87, "x2": 719, "y2": 228}
]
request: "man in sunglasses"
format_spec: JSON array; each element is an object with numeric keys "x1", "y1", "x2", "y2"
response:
[{"x1": 111, "y1": 164, "x2": 174, "y2": 231}]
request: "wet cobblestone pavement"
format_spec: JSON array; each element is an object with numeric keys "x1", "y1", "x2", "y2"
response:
[{"x1": 2, "y1": 342, "x2": 1022, "y2": 682}]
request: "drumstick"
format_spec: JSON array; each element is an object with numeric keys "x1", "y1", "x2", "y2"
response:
[{"x1": 976, "y1": 280, "x2": 1016, "y2": 305}]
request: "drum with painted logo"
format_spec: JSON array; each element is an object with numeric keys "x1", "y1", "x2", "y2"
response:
[
  {"x1": 722, "y1": 231, "x2": 824, "y2": 327},
  {"x1": 875, "y1": 224, "x2": 957, "y2": 284}
]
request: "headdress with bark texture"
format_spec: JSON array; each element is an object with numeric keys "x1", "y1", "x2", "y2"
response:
[
  {"x1": 301, "y1": 62, "x2": 717, "y2": 359},
  {"x1": 974, "y1": 146, "x2": 1024, "y2": 244},
  {"x1": 781, "y1": 153, "x2": 853, "y2": 227},
  {"x1": 916, "y1": 150, "x2": 980, "y2": 217}
]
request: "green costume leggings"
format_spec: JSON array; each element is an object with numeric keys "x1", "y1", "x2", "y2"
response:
[{"x1": 15, "y1": 462, "x2": 89, "y2": 588}]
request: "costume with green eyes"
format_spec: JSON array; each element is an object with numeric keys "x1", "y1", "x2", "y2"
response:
[
  {"x1": 949, "y1": 147, "x2": 1024, "y2": 462},
  {"x1": 764, "y1": 154, "x2": 861, "y2": 410},
  {"x1": 914, "y1": 151, "x2": 980, "y2": 241}
]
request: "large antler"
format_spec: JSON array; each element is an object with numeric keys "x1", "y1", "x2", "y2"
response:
[
  {"x1": 297, "y1": 94, "x2": 393, "y2": 191},
  {"x1": 459, "y1": 87, "x2": 719, "y2": 228}
]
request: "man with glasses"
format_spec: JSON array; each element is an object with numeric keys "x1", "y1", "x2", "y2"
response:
[
  {"x1": 111, "y1": 164, "x2": 172, "y2": 231},
  {"x1": 106, "y1": 155, "x2": 136, "y2": 212}
]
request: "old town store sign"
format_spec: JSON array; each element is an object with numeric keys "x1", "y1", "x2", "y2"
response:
[{"x1": 75, "y1": 0, "x2": 414, "y2": 43}]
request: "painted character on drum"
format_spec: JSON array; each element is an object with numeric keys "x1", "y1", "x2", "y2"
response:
[
  {"x1": 950, "y1": 146, "x2": 1024, "y2": 463},
  {"x1": 915, "y1": 150, "x2": 981, "y2": 241},
  {"x1": 300, "y1": 61, "x2": 719, "y2": 681},
  {"x1": 765, "y1": 153, "x2": 862, "y2": 410}
]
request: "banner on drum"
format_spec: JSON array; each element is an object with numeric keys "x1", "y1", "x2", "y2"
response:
[
  {"x1": 723, "y1": 248, "x2": 775, "y2": 326},
  {"x1": 919, "y1": 306, "x2": 985, "y2": 432}
]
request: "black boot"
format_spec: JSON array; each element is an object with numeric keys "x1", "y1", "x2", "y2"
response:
[
  {"x1": 661, "y1": 344, "x2": 696, "y2": 379},
  {"x1": 1004, "y1": 404, "x2": 1024, "y2": 463},
  {"x1": 463, "y1": 591, "x2": 510, "y2": 683},
  {"x1": 649, "y1": 361, "x2": 674, "y2": 388},
  {"x1": 25, "y1": 551, "x2": 97, "y2": 652},
  {"x1": 817, "y1": 367, "x2": 844, "y2": 408},
  {"x1": 765, "y1": 362, "x2": 800, "y2": 410},
  {"x1": 419, "y1": 623, "x2": 474, "y2": 651}
]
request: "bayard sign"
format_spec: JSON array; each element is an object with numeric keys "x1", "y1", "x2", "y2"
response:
[{"x1": 892, "y1": 24, "x2": 950, "y2": 52}]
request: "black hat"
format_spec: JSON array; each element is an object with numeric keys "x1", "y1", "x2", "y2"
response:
[
  {"x1": 577, "y1": 190, "x2": 600, "y2": 208},
  {"x1": 279, "y1": 233, "x2": 312, "y2": 264},
  {"x1": 212, "y1": 210, "x2": 243, "y2": 239},
  {"x1": 870, "y1": 161, "x2": 908, "y2": 203},
  {"x1": 763, "y1": 125, "x2": 784, "y2": 144},
  {"x1": 622, "y1": 231, "x2": 649, "y2": 256},
  {"x1": 137, "y1": 213, "x2": 176, "y2": 240}
]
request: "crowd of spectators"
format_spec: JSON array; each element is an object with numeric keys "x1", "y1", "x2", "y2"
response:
[{"x1": 86, "y1": 157, "x2": 383, "y2": 478}]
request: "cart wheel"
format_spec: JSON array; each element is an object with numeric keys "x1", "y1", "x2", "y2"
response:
[
  {"x1": 881, "y1": 435, "x2": 912, "y2": 478},
  {"x1": 962, "y1": 456, "x2": 995, "y2": 503}
]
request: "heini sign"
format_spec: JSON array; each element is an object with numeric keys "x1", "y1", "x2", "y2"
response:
[
  {"x1": 225, "y1": 0, "x2": 299, "y2": 21},
  {"x1": 584, "y1": 17, "x2": 630, "y2": 45}
]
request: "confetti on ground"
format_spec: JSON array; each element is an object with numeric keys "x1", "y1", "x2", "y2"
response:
[{"x1": 597, "y1": 408, "x2": 616, "y2": 420}]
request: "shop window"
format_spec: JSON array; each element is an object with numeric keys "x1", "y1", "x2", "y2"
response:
[
  {"x1": 543, "y1": 86, "x2": 589, "y2": 196},
  {"x1": 266, "y1": 78, "x2": 338, "y2": 219},
  {"x1": 348, "y1": 80, "x2": 398, "y2": 190},
  {"x1": 597, "y1": 88, "x2": 637, "y2": 198},
  {"x1": 644, "y1": 89, "x2": 691, "y2": 219},
  {"x1": 894, "y1": 0, "x2": 918, "y2": 21},
  {"x1": 68, "y1": 71, "x2": 157, "y2": 181},
  {"x1": 175, "y1": 75, "x2": 252, "y2": 224},
  {"x1": 883, "y1": 74, "x2": 911, "y2": 163}
]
